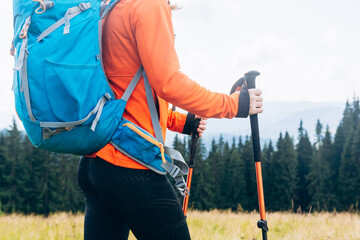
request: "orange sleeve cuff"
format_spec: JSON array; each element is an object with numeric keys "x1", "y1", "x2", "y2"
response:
[{"x1": 167, "y1": 109, "x2": 187, "y2": 133}]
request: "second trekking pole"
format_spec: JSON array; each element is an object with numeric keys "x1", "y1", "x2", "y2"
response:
[
  {"x1": 182, "y1": 118, "x2": 201, "y2": 216},
  {"x1": 245, "y1": 71, "x2": 268, "y2": 240}
]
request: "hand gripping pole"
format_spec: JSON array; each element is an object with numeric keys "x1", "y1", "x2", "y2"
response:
[{"x1": 244, "y1": 71, "x2": 269, "y2": 240}]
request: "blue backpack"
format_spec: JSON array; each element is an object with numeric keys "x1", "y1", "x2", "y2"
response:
[{"x1": 12, "y1": 0, "x2": 189, "y2": 195}]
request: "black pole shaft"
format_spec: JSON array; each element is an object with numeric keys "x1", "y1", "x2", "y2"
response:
[
  {"x1": 250, "y1": 114, "x2": 261, "y2": 162},
  {"x1": 263, "y1": 229, "x2": 268, "y2": 240},
  {"x1": 189, "y1": 135, "x2": 198, "y2": 168}
]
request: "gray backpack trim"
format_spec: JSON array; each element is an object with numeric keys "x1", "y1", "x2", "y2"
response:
[
  {"x1": 39, "y1": 93, "x2": 111, "y2": 130},
  {"x1": 37, "y1": 3, "x2": 92, "y2": 42},
  {"x1": 13, "y1": 16, "x2": 35, "y2": 122}
]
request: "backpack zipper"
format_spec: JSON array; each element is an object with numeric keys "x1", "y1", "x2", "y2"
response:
[{"x1": 123, "y1": 123, "x2": 166, "y2": 164}]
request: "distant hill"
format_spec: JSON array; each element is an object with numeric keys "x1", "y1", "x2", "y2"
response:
[{"x1": 0, "y1": 101, "x2": 346, "y2": 149}]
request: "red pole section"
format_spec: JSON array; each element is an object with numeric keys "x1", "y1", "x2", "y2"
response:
[
  {"x1": 255, "y1": 162, "x2": 266, "y2": 220},
  {"x1": 182, "y1": 168, "x2": 193, "y2": 216}
]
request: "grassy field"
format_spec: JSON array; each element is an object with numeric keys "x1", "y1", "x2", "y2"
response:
[{"x1": 0, "y1": 211, "x2": 359, "y2": 240}]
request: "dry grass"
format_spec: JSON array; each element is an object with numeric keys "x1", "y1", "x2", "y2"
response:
[
  {"x1": 0, "y1": 211, "x2": 359, "y2": 240},
  {"x1": 187, "y1": 210, "x2": 360, "y2": 240},
  {"x1": 0, "y1": 212, "x2": 83, "y2": 240}
]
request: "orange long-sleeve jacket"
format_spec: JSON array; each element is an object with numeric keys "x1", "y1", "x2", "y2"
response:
[{"x1": 94, "y1": 0, "x2": 240, "y2": 169}]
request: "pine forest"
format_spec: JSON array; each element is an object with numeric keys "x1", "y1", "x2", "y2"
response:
[{"x1": 0, "y1": 99, "x2": 359, "y2": 215}]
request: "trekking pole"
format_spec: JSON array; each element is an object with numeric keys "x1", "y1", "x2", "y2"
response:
[
  {"x1": 245, "y1": 71, "x2": 268, "y2": 240},
  {"x1": 182, "y1": 118, "x2": 201, "y2": 216},
  {"x1": 230, "y1": 71, "x2": 268, "y2": 239}
]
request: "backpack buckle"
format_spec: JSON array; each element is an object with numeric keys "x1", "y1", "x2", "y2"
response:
[
  {"x1": 34, "y1": 0, "x2": 46, "y2": 14},
  {"x1": 10, "y1": 42, "x2": 15, "y2": 56},
  {"x1": 79, "y1": 3, "x2": 90, "y2": 11},
  {"x1": 42, "y1": 127, "x2": 74, "y2": 139},
  {"x1": 34, "y1": 0, "x2": 55, "y2": 14},
  {"x1": 19, "y1": 26, "x2": 29, "y2": 39}
]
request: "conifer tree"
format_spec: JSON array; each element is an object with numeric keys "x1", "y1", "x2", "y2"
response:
[
  {"x1": 266, "y1": 132, "x2": 297, "y2": 211},
  {"x1": 218, "y1": 138, "x2": 247, "y2": 210},
  {"x1": 2, "y1": 119, "x2": 24, "y2": 213},
  {"x1": 56, "y1": 154, "x2": 84, "y2": 212},
  {"x1": 188, "y1": 138, "x2": 216, "y2": 210},
  {"x1": 20, "y1": 137, "x2": 44, "y2": 214},
  {"x1": 295, "y1": 120, "x2": 312, "y2": 212},
  {"x1": 238, "y1": 136, "x2": 244, "y2": 153},
  {"x1": 206, "y1": 138, "x2": 218, "y2": 207},
  {"x1": 241, "y1": 137, "x2": 257, "y2": 211},
  {"x1": 0, "y1": 134, "x2": 8, "y2": 213},
  {"x1": 207, "y1": 135, "x2": 226, "y2": 208},
  {"x1": 338, "y1": 122, "x2": 360, "y2": 211},
  {"x1": 308, "y1": 124, "x2": 337, "y2": 211},
  {"x1": 219, "y1": 141, "x2": 231, "y2": 209},
  {"x1": 33, "y1": 148, "x2": 60, "y2": 215},
  {"x1": 172, "y1": 134, "x2": 187, "y2": 157},
  {"x1": 315, "y1": 119, "x2": 323, "y2": 147},
  {"x1": 333, "y1": 103, "x2": 351, "y2": 201},
  {"x1": 262, "y1": 141, "x2": 274, "y2": 211},
  {"x1": 351, "y1": 97, "x2": 359, "y2": 128},
  {"x1": 227, "y1": 138, "x2": 246, "y2": 211}
]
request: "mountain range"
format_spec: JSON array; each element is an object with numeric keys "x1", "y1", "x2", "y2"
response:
[
  {"x1": 0, "y1": 101, "x2": 346, "y2": 149},
  {"x1": 165, "y1": 101, "x2": 345, "y2": 149}
]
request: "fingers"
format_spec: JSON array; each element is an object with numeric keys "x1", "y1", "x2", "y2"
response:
[
  {"x1": 249, "y1": 88, "x2": 263, "y2": 115},
  {"x1": 253, "y1": 88, "x2": 262, "y2": 96},
  {"x1": 193, "y1": 117, "x2": 207, "y2": 138}
]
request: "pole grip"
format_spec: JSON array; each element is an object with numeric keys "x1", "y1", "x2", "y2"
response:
[
  {"x1": 245, "y1": 71, "x2": 261, "y2": 162},
  {"x1": 244, "y1": 71, "x2": 260, "y2": 89}
]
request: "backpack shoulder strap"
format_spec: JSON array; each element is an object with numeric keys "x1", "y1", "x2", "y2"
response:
[
  {"x1": 100, "y1": 0, "x2": 122, "y2": 18},
  {"x1": 143, "y1": 71, "x2": 164, "y2": 144},
  {"x1": 121, "y1": 65, "x2": 144, "y2": 102}
]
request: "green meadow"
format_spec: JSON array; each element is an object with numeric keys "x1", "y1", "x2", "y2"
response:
[{"x1": 1, "y1": 211, "x2": 359, "y2": 240}]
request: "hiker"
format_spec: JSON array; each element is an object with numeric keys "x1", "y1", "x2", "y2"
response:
[{"x1": 77, "y1": 0, "x2": 263, "y2": 239}]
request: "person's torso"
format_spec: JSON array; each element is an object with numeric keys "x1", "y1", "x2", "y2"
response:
[{"x1": 95, "y1": 0, "x2": 171, "y2": 168}]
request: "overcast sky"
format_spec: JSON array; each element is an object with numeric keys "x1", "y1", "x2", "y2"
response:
[
  {"x1": 1, "y1": 0, "x2": 360, "y2": 117},
  {"x1": 172, "y1": 0, "x2": 360, "y2": 103}
]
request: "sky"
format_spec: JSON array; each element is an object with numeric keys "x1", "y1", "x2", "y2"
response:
[
  {"x1": 171, "y1": 0, "x2": 360, "y2": 103},
  {"x1": 1, "y1": 0, "x2": 360, "y2": 123}
]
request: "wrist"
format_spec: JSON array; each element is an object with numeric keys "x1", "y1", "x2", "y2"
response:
[{"x1": 182, "y1": 113, "x2": 196, "y2": 135}]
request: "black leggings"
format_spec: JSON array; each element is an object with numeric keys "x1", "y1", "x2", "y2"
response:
[{"x1": 77, "y1": 156, "x2": 191, "y2": 240}]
